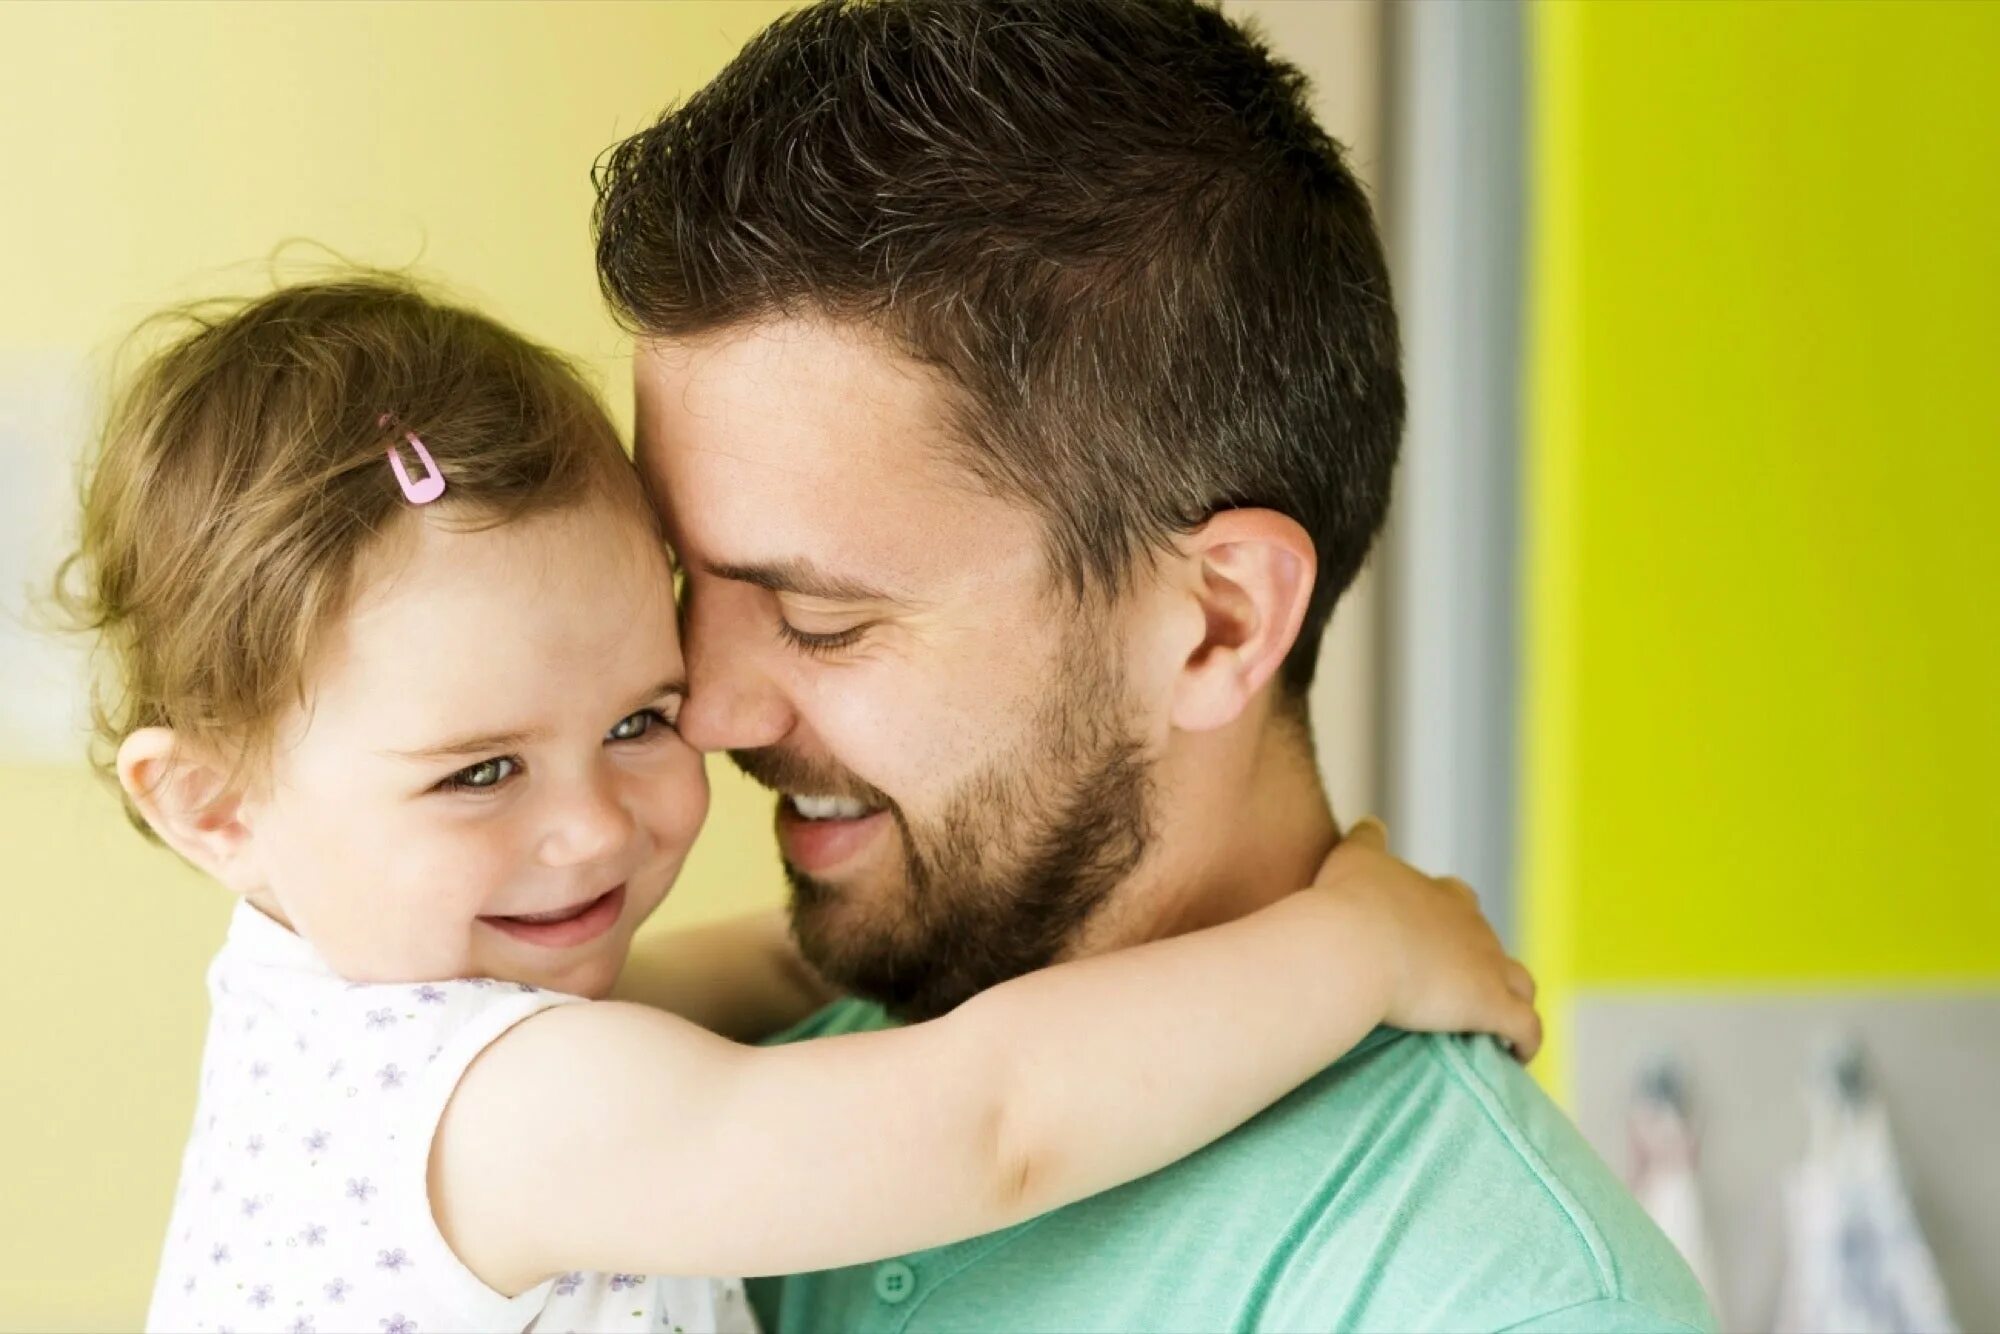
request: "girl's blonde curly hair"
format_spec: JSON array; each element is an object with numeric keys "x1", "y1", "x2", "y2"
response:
[{"x1": 55, "y1": 274, "x2": 650, "y2": 833}]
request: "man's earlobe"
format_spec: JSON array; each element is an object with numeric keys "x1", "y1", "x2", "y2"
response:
[
  {"x1": 1168, "y1": 510, "x2": 1317, "y2": 733},
  {"x1": 116, "y1": 728, "x2": 260, "y2": 893}
]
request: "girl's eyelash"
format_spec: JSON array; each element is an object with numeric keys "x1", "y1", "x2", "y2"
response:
[
  {"x1": 609, "y1": 706, "x2": 680, "y2": 740},
  {"x1": 775, "y1": 619, "x2": 868, "y2": 659},
  {"x1": 433, "y1": 705, "x2": 676, "y2": 795},
  {"x1": 439, "y1": 755, "x2": 521, "y2": 793}
]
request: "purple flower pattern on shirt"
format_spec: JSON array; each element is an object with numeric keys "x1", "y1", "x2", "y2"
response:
[{"x1": 149, "y1": 929, "x2": 729, "y2": 1334}]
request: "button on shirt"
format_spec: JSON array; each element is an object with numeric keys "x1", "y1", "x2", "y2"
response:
[
  {"x1": 872, "y1": 1261, "x2": 916, "y2": 1305},
  {"x1": 750, "y1": 1002, "x2": 1717, "y2": 1334}
]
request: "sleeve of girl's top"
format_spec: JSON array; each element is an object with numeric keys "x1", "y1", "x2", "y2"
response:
[{"x1": 382, "y1": 981, "x2": 587, "y2": 1329}]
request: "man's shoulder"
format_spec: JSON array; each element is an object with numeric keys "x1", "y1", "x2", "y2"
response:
[
  {"x1": 757, "y1": 1009, "x2": 1714, "y2": 1332},
  {"x1": 1239, "y1": 1029, "x2": 1716, "y2": 1331}
]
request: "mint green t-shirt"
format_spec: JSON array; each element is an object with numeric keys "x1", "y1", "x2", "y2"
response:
[{"x1": 749, "y1": 1003, "x2": 1715, "y2": 1334}]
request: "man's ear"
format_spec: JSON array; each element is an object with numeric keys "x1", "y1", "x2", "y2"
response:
[
  {"x1": 116, "y1": 727, "x2": 262, "y2": 894},
  {"x1": 1168, "y1": 509, "x2": 1317, "y2": 733}
]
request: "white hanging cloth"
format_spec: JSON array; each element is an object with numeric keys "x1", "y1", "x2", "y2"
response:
[
  {"x1": 1628, "y1": 1060, "x2": 1726, "y2": 1320},
  {"x1": 1771, "y1": 1041, "x2": 1958, "y2": 1334}
]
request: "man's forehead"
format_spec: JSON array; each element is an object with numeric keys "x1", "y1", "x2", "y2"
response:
[
  {"x1": 636, "y1": 321, "x2": 951, "y2": 466},
  {"x1": 632, "y1": 322, "x2": 1031, "y2": 576}
]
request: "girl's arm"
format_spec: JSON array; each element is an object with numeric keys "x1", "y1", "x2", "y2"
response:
[
  {"x1": 612, "y1": 909, "x2": 837, "y2": 1041},
  {"x1": 432, "y1": 823, "x2": 1538, "y2": 1291}
]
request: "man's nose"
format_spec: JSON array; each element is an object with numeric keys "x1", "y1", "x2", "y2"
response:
[{"x1": 676, "y1": 582, "x2": 795, "y2": 754}]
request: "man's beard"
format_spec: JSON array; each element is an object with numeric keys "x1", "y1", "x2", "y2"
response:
[{"x1": 730, "y1": 632, "x2": 1155, "y2": 1022}]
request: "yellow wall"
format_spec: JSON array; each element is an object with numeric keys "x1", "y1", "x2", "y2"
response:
[
  {"x1": 1524, "y1": 0, "x2": 2000, "y2": 1093},
  {"x1": 0, "y1": 5, "x2": 792, "y2": 1328}
]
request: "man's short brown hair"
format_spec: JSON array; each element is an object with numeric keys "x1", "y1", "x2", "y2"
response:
[{"x1": 594, "y1": 0, "x2": 1403, "y2": 699}]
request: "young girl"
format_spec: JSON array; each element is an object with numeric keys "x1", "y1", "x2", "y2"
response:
[{"x1": 62, "y1": 277, "x2": 1539, "y2": 1334}]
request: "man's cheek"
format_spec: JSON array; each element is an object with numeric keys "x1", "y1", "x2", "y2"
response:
[{"x1": 809, "y1": 682, "x2": 939, "y2": 774}]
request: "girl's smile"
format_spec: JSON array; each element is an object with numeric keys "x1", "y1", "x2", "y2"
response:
[{"x1": 481, "y1": 883, "x2": 628, "y2": 949}]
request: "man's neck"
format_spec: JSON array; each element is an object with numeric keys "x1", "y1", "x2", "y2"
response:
[{"x1": 1073, "y1": 703, "x2": 1340, "y2": 956}]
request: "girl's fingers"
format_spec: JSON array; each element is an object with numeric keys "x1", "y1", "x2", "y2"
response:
[
  {"x1": 1344, "y1": 816, "x2": 1387, "y2": 849},
  {"x1": 1508, "y1": 1003, "x2": 1545, "y2": 1064},
  {"x1": 1505, "y1": 958, "x2": 1537, "y2": 1003}
]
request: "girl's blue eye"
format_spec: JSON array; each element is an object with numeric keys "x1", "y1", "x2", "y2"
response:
[
  {"x1": 608, "y1": 707, "x2": 674, "y2": 742},
  {"x1": 444, "y1": 756, "x2": 518, "y2": 792}
]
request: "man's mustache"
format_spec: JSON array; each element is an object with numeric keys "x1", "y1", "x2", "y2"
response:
[{"x1": 728, "y1": 746, "x2": 894, "y2": 810}]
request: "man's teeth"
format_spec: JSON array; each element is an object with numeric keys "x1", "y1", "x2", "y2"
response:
[{"x1": 789, "y1": 794, "x2": 873, "y2": 821}]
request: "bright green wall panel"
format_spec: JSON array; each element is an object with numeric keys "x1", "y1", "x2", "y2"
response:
[{"x1": 1525, "y1": 0, "x2": 2000, "y2": 988}]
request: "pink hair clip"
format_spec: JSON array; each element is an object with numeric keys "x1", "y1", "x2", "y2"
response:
[{"x1": 379, "y1": 413, "x2": 445, "y2": 505}]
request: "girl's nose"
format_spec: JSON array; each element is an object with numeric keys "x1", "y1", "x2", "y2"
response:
[{"x1": 537, "y1": 772, "x2": 635, "y2": 868}]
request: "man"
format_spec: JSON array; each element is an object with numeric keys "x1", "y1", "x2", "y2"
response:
[{"x1": 595, "y1": 1, "x2": 1714, "y2": 1329}]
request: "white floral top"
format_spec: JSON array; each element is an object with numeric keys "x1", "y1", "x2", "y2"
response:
[{"x1": 147, "y1": 902, "x2": 757, "y2": 1334}]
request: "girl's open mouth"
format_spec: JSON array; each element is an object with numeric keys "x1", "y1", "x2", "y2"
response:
[{"x1": 481, "y1": 885, "x2": 626, "y2": 949}]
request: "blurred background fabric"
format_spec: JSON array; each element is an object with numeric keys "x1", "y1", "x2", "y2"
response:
[{"x1": 1, "y1": 2, "x2": 1995, "y2": 1330}]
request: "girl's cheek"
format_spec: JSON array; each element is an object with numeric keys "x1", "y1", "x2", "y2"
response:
[
  {"x1": 653, "y1": 750, "x2": 711, "y2": 853},
  {"x1": 405, "y1": 812, "x2": 525, "y2": 904}
]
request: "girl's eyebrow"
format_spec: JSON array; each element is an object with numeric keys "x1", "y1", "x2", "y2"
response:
[
  {"x1": 387, "y1": 729, "x2": 544, "y2": 763},
  {"x1": 383, "y1": 678, "x2": 686, "y2": 763}
]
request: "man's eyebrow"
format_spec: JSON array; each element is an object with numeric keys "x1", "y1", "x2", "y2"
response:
[
  {"x1": 385, "y1": 679, "x2": 687, "y2": 763},
  {"x1": 702, "y1": 558, "x2": 905, "y2": 605}
]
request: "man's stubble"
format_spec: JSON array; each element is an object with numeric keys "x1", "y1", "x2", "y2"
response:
[{"x1": 733, "y1": 625, "x2": 1157, "y2": 1021}]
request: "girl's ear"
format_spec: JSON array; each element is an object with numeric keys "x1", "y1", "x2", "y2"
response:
[{"x1": 116, "y1": 728, "x2": 262, "y2": 894}]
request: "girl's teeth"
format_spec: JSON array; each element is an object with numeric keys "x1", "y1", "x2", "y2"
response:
[
  {"x1": 790, "y1": 795, "x2": 872, "y2": 821},
  {"x1": 509, "y1": 897, "x2": 594, "y2": 923}
]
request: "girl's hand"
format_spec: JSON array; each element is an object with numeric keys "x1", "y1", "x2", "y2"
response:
[{"x1": 1311, "y1": 818, "x2": 1542, "y2": 1062}]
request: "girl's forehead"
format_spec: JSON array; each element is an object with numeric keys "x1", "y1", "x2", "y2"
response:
[{"x1": 306, "y1": 506, "x2": 681, "y2": 748}]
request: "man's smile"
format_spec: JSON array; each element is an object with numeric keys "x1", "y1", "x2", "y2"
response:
[{"x1": 776, "y1": 799, "x2": 891, "y2": 875}]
